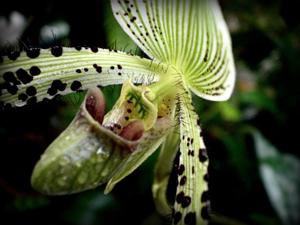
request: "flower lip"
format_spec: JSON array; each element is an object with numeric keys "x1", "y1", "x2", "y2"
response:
[{"x1": 83, "y1": 88, "x2": 145, "y2": 152}]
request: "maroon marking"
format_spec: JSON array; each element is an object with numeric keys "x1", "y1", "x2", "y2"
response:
[
  {"x1": 85, "y1": 89, "x2": 105, "y2": 124},
  {"x1": 120, "y1": 120, "x2": 144, "y2": 141}
]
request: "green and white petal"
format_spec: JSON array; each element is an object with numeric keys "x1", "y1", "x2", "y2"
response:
[
  {"x1": 0, "y1": 47, "x2": 166, "y2": 108},
  {"x1": 111, "y1": 0, "x2": 203, "y2": 65},
  {"x1": 112, "y1": 0, "x2": 235, "y2": 101},
  {"x1": 183, "y1": 0, "x2": 235, "y2": 101},
  {"x1": 111, "y1": 0, "x2": 170, "y2": 62},
  {"x1": 173, "y1": 87, "x2": 210, "y2": 225}
]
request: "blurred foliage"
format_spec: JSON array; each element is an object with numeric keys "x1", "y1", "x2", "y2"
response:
[
  {"x1": 0, "y1": 0, "x2": 300, "y2": 225},
  {"x1": 253, "y1": 130, "x2": 300, "y2": 225}
]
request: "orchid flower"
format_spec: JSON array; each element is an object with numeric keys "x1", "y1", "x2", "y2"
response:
[{"x1": 0, "y1": 0, "x2": 235, "y2": 224}]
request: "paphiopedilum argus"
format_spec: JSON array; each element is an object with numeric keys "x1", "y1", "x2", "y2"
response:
[{"x1": 0, "y1": 0, "x2": 235, "y2": 224}]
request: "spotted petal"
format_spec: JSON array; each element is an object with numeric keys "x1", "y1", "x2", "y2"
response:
[
  {"x1": 172, "y1": 86, "x2": 210, "y2": 225},
  {"x1": 0, "y1": 47, "x2": 166, "y2": 108},
  {"x1": 112, "y1": 0, "x2": 235, "y2": 101}
]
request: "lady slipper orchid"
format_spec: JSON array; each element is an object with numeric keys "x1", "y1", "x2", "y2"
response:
[{"x1": 0, "y1": 0, "x2": 235, "y2": 224}]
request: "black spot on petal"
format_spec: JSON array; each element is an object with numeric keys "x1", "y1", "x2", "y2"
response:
[
  {"x1": 26, "y1": 48, "x2": 40, "y2": 58},
  {"x1": 18, "y1": 93, "x2": 28, "y2": 101},
  {"x1": 188, "y1": 150, "x2": 194, "y2": 156},
  {"x1": 184, "y1": 212, "x2": 196, "y2": 225},
  {"x1": 70, "y1": 80, "x2": 82, "y2": 91},
  {"x1": 176, "y1": 191, "x2": 185, "y2": 204},
  {"x1": 93, "y1": 64, "x2": 102, "y2": 73},
  {"x1": 29, "y1": 66, "x2": 41, "y2": 76},
  {"x1": 174, "y1": 211, "x2": 182, "y2": 224},
  {"x1": 90, "y1": 46, "x2": 98, "y2": 53},
  {"x1": 6, "y1": 84, "x2": 18, "y2": 95},
  {"x1": 130, "y1": 16, "x2": 137, "y2": 23},
  {"x1": 8, "y1": 51, "x2": 20, "y2": 60},
  {"x1": 59, "y1": 84, "x2": 67, "y2": 91},
  {"x1": 179, "y1": 176, "x2": 187, "y2": 186},
  {"x1": 3, "y1": 72, "x2": 18, "y2": 84},
  {"x1": 199, "y1": 148, "x2": 208, "y2": 162},
  {"x1": 16, "y1": 69, "x2": 33, "y2": 84},
  {"x1": 181, "y1": 196, "x2": 191, "y2": 208},
  {"x1": 47, "y1": 87, "x2": 57, "y2": 96},
  {"x1": 178, "y1": 164, "x2": 185, "y2": 175},
  {"x1": 51, "y1": 80, "x2": 67, "y2": 92},
  {"x1": 51, "y1": 46, "x2": 63, "y2": 57},
  {"x1": 26, "y1": 86, "x2": 37, "y2": 96}
]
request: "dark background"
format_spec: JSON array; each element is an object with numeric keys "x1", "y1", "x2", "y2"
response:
[{"x1": 1, "y1": 0, "x2": 300, "y2": 225}]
